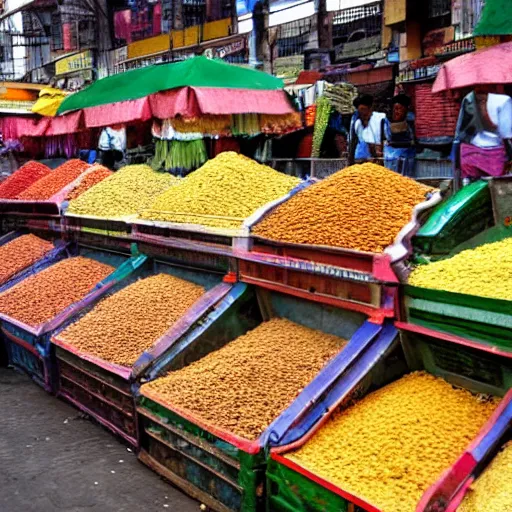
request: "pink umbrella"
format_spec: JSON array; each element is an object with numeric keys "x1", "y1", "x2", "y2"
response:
[{"x1": 433, "y1": 41, "x2": 512, "y2": 93}]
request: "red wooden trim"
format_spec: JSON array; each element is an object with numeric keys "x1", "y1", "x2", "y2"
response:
[
  {"x1": 271, "y1": 452, "x2": 382, "y2": 512},
  {"x1": 2, "y1": 328, "x2": 40, "y2": 358},
  {"x1": 240, "y1": 275, "x2": 393, "y2": 319},
  {"x1": 53, "y1": 336, "x2": 132, "y2": 380},
  {"x1": 140, "y1": 388, "x2": 262, "y2": 455},
  {"x1": 446, "y1": 477, "x2": 475, "y2": 512},
  {"x1": 395, "y1": 322, "x2": 512, "y2": 359}
]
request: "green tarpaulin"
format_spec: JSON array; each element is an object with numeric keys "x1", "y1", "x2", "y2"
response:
[
  {"x1": 475, "y1": 0, "x2": 512, "y2": 36},
  {"x1": 58, "y1": 57, "x2": 284, "y2": 115}
]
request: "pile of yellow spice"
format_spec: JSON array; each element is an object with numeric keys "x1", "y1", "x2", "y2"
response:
[
  {"x1": 409, "y1": 237, "x2": 512, "y2": 300},
  {"x1": 67, "y1": 164, "x2": 178, "y2": 219},
  {"x1": 140, "y1": 152, "x2": 301, "y2": 230},
  {"x1": 286, "y1": 372, "x2": 499, "y2": 512},
  {"x1": 458, "y1": 442, "x2": 512, "y2": 512}
]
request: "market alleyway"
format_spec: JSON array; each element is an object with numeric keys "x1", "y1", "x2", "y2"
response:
[{"x1": 0, "y1": 368, "x2": 198, "y2": 512}]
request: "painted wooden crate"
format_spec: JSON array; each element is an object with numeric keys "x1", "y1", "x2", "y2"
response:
[
  {"x1": 267, "y1": 328, "x2": 512, "y2": 512},
  {"x1": 137, "y1": 285, "x2": 402, "y2": 512},
  {"x1": 130, "y1": 180, "x2": 314, "y2": 276},
  {"x1": 1, "y1": 246, "x2": 145, "y2": 392},
  {"x1": 399, "y1": 284, "x2": 512, "y2": 357},
  {"x1": 239, "y1": 186, "x2": 443, "y2": 289},
  {"x1": 52, "y1": 261, "x2": 230, "y2": 447}
]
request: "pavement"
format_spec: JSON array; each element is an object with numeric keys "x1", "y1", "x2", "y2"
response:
[{"x1": 0, "y1": 367, "x2": 199, "y2": 512}]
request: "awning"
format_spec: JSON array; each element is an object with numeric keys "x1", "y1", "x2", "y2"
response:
[
  {"x1": 1, "y1": 116, "x2": 49, "y2": 139},
  {"x1": 83, "y1": 98, "x2": 153, "y2": 128},
  {"x1": 45, "y1": 111, "x2": 83, "y2": 136},
  {"x1": 58, "y1": 56, "x2": 285, "y2": 115}
]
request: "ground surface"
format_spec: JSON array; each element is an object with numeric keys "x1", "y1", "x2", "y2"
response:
[{"x1": 0, "y1": 367, "x2": 199, "y2": 512}]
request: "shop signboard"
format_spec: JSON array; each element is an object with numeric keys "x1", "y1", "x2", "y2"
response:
[{"x1": 55, "y1": 50, "x2": 93, "y2": 77}]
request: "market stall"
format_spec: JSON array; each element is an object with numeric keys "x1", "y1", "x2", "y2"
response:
[
  {"x1": 54, "y1": 57, "x2": 301, "y2": 174},
  {"x1": 399, "y1": 176, "x2": 512, "y2": 355},
  {"x1": 267, "y1": 327, "x2": 512, "y2": 512},
  {"x1": 0, "y1": 245, "x2": 146, "y2": 392},
  {"x1": 51, "y1": 260, "x2": 230, "y2": 446},
  {"x1": 237, "y1": 163, "x2": 442, "y2": 317},
  {"x1": 136, "y1": 283, "x2": 400, "y2": 512},
  {"x1": 0, "y1": 160, "x2": 115, "y2": 233}
]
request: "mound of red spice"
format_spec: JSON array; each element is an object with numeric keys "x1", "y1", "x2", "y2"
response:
[
  {"x1": 17, "y1": 159, "x2": 90, "y2": 201},
  {"x1": 0, "y1": 161, "x2": 51, "y2": 199}
]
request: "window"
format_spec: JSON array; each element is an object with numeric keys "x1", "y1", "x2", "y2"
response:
[
  {"x1": 428, "y1": 0, "x2": 452, "y2": 18},
  {"x1": 183, "y1": 0, "x2": 206, "y2": 28},
  {"x1": 276, "y1": 16, "x2": 314, "y2": 58},
  {"x1": 332, "y1": 2, "x2": 382, "y2": 47}
]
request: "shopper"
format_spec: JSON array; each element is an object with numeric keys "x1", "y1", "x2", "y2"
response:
[
  {"x1": 384, "y1": 94, "x2": 416, "y2": 175},
  {"x1": 455, "y1": 86, "x2": 512, "y2": 182},
  {"x1": 349, "y1": 95, "x2": 387, "y2": 163}
]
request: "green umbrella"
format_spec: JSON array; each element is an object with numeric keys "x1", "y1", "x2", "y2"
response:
[{"x1": 58, "y1": 57, "x2": 284, "y2": 115}]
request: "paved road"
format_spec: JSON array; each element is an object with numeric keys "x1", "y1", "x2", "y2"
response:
[{"x1": 0, "y1": 367, "x2": 199, "y2": 512}]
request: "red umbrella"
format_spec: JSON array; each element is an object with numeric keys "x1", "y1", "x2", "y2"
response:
[{"x1": 433, "y1": 41, "x2": 512, "y2": 93}]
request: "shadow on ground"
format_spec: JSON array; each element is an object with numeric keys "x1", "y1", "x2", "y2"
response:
[{"x1": 0, "y1": 367, "x2": 199, "y2": 512}]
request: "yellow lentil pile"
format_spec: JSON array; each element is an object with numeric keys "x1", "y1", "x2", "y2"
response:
[
  {"x1": 459, "y1": 442, "x2": 512, "y2": 512},
  {"x1": 142, "y1": 318, "x2": 346, "y2": 440},
  {"x1": 0, "y1": 257, "x2": 114, "y2": 327},
  {"x1": 67, "y1": 164, "x2": 178, "y2": 219},
  {"x1": 140, "y1": 152, "x2": 301, "y2": 230},
  {"x1": 286, "y1": 372, "x2": 498, "y2": 512},
  {"x1": 409, "y1": 237, "x2": 512, "y2": 300},
  {"x1": 253, "y1": 163, "x2": 432, "y2": 253},
  {"x1": 59, "y1": 274, "x2": 204, "y2": 367}
]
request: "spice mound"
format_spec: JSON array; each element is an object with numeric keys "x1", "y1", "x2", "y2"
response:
[
  {"x1": 286, "y1": 372, "x2": 498, "y2": 512},
  {"x1": 66, "y1": 165, "x2": 113, "y2": 201},
  {"x1": 459, "y1": 442, "x2": 512, "y2": 512},
  {"x1": 0, "y1": 234, "x2": 54, "y2": 285},
  {"x1": 17, "y1": 159, "x2": 90, "y2": 200},
  {"x1": 140, "y1": 152, "x2": 301, "y2": 230},
  {"x1": 0, "y1": 161, "x2": 51, "y2": 199},
  {"x1": 253, "y1": 163, "x2": 432, "y2": 253},
  {"x1": 409, "y1": 237, "x2": 512, "y2": 300},
  {"x1": 0, "y1": 257, "x2": 114, "y2": 327},
  {"x1": 67, "y1": 164, "x2": 178, "y2": 219},
  {"x1": 142, "y1": 318, "x2": 347, "y2": 440},
  {"x1": 59, "y1": 274, "x2": 205, "y2": 367}
]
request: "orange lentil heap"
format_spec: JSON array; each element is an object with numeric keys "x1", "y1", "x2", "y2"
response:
[
  {"x1": 17, "y1": 159, "x2": 90, "y2": 200},
  {"x1": 253, "y1": 163, "x2": 432, "y2": 253},
  {"x1": 66, "y1": 165, "x2": 113, "y2": 201},
  {"x1": 142, "y1": 319, "x2": 347, "y2": 441},
  {"x1": 0, "y1": 257, "x2": 114, "y2": 327},
  {"x1": 59, "y1": 274, "x2": 205, "y2": 367},
  {"x1": 0, "y1": 234, "x2": 54, "y2": 285},
  {"x1": 286, "y1": 372, "x2": 499, "y2": 512}
]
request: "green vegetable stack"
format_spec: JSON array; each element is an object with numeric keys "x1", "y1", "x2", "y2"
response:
[
  {"x1": 152, "y1": 139, "x2": 208, "y2": 176},
  {"x1": 312, "y1": 96, "x2": 333, "y2": 157}
]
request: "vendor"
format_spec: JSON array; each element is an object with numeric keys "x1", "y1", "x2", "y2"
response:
[
  {"x1": 349, "y1": 95, "x2": 387, "y2": 162},
  {"x1": 455, "y1": 86, "x2": 512, "y2": 182},
  {"x1": 384, "y1": 94, "x2": 416, "y2": 175},
  {"x1": 98, "y1": 124, "x2": 127, "y2": 170}
]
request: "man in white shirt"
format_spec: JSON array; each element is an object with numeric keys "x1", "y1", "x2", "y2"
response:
[
  {"x1": 350, "y1": 95, "x2": 387, "y2": 162},
  {"x1": 456, "y1": 86, "x2": 512, "y2": 180}
]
